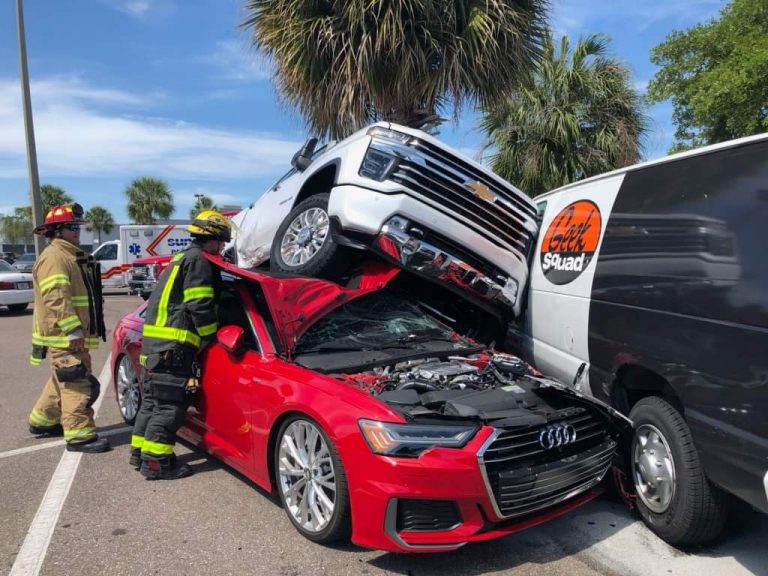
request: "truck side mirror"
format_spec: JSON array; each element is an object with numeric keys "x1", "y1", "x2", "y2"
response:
[{"x1": 291, "y1": 137, "x2": 318, "y2": 172}]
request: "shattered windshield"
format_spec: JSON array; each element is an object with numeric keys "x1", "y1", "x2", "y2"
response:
[{"x1": 294, "y1": 290, "x2": 461, "y2": 354}]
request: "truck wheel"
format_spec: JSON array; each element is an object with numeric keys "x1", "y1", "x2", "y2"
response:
[
  {"x1": 270, "y1": 194, "x2": 344, "y2": 278},
  {"x1": 629, "y1": 396, "x2": 729, "y2": 545}
]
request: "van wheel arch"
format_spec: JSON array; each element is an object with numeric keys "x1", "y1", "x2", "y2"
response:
[{"x1": 612, "y1": 364, "x2": 682, "y2": 415}]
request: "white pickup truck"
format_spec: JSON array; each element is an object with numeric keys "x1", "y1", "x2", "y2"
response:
[{"x1": 231, "y1": 122, "x2": 538, "y2": 318}]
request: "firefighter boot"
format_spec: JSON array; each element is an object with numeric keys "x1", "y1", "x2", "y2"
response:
[
  {"x1": 130, "y1": 449, "x2": 176, "y2": 470},
  {"x1": 140, "y1": 456, "x2": 193, "y2": 480},
  {"x1": 29, "y1": 423, "x2": 64, "y2": 437},
  {"x1": 129, "y1": 448, "x2": 142, "y2": 469},
  {"x1": 66, "y1": 436, "x2": 111, "y2": 453}
]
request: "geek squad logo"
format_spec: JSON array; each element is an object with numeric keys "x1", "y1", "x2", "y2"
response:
[{"x1": 540, "y1": 200, "x2": 602, "y2": 285}]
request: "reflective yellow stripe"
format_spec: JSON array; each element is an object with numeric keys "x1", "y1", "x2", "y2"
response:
[
  {"x1": 183, "y1": 286, "x2": 214, "y2": 302},
  {"x1": 131, "y1": 435, "x2": 145, "y2": 449},
  {"x1": 197, "y1": 322, "x2": 217, "y2": 337},
  {"x1": 32, "y1": 333, "x2": 70, "y2": 347},
  {"x1": 39, "y1": 274, "x2": 70, "y2": 292},
  {"x1": 29, "y1": 356, "x2": 42, "y2": 366},
  {"x1": 139, "y1": 354, "x2": 148, "y2": 366},
  {"x1": 141, "y1": 439, "x2": 175, "y2": 456},
  {"x1": 57, "y1": 315, "x2": 82, "y2": 332},
  {"x1": 156, "y1": 262, "x2": 182, "y2": 327},
  {"x1": 65, "y1": 427, "x2": 96, "y2": 441},
  {"x1": 71, "y1": 295, "x2": 89, "y2": 307},
  {"x1": 172, "y1": 252, "x2": 185, "y2": 262},
  {"x1": 142, "y1": 324, "x2": 201, "y2": 348},
  {"x1": 29, "y1": 409, "x2": 59, "y2": 427},
  {"x1": 85, "y1": 337, "x2": 100, "y2": 349}
]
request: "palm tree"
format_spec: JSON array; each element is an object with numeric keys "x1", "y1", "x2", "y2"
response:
[
  {"x1": 481, "y1": 33, "x2": 649, "y2": 197},
  {"x1": 125, "y1": 177, "x2": 174, "y2": 224},
  {"x1": 85, "y1": 206, "x2": 115, "y2": 244},
  {"x1": 242, "y1": 0, "x2": 549, "y2": 138},
  {"x1": 190, "y1": 195, "x2": 218, "y2": 220},
  {"x1": 40, "y1": 184, "x2": 73, "y2": 214}
]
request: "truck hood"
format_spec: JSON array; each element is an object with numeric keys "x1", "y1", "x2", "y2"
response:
[{"x1": 207, "y1": 255, "x2": 401, "y2": 355}]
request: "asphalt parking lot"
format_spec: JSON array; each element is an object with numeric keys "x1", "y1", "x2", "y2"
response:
[{"x1": 1, "y1": 295, "x2": 766, "y2": 576}]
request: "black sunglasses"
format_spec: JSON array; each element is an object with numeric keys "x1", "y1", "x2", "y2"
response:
[{"x1": 63, "y1": 223, "x2": 81, "y2": 231}]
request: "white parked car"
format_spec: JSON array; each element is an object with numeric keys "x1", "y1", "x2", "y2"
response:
[
  {"x1": 0, "y1": 259, "x2": 33, "y2": 313},
  {"x1": 231, "y1": 122, "x2": 538, "y2": 318}
]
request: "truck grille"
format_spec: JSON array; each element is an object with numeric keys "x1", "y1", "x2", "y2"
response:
[
  {"x1": 479, "y1": 408, "x2": 615, "y2": 518},
  {"x1": 377, "y1": 139, "x2": 537, "y2": 257}
]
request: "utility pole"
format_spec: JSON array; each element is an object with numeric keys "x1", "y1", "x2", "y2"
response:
[{"x1": 16, "y1": 0, "x2": 45, "y2": 256}]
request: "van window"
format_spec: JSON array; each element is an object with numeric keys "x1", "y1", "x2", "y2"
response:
[
  {"x1": 592, "y1": 139, "x2": 768, "y2": 327},
  {"x1": 536, "y1": 201, "x2": 547, "y2": 223},
  {"x1": 94, "y1": 243, "x2": 117, "y2": 261}
]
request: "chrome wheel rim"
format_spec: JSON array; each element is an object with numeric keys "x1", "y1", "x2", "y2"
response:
[
  {"x1": 633, "y1": 423, "x2": 676, "y2": 513},
  {"x1": 277, "y1": 420, "x2": 336, "y2": 533},
  {"x1": 116, "y1": 355, "x2": 142, "y2": 422},
  {"x1": 279, "y1": 207, "x2": 329, "y2": 267}
]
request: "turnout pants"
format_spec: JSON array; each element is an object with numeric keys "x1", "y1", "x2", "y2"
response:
[
  {"x1": 132, "y1": 369, "x2": 188, "y2": 460},
  {"x1": 29, "y1": 348, "x2": 100, "y2": 444}
]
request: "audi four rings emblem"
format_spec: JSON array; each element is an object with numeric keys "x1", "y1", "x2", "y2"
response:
[{"x1": 538, "y1": 423, "x2": 577, "y2": 449}]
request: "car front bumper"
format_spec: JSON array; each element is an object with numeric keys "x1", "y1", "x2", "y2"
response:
[{"x1": 345, "y1": 426, "x2": 612, "y2": 552}]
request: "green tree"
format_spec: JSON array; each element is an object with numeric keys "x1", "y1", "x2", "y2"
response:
[
  {"x1": 243, "y1": 0, "x2": 548, "y2": 138},
  {"x1": 1, "y1": 207, "x2": 34, "y2": 251},
  {"x1": 85, "y1": 206, "x2": 115, "y2": 244},
  {"x1": 480, "y1": 32, "x2": 649, "y2": 197},
  {"x1": 189, "y1": 195, "x2": 218, "y2": 220},
  {"x1": 40, "y1": 184, "x2": 73, "y2": 214},
  {"x1": 647, "y1": 0, "x2": 768, "y2": 152},
  {"x1": 125, "y1": 177, "x2": 174, "y2": 224}
]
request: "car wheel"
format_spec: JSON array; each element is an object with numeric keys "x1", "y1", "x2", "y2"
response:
[
  {"x1": 269, "y1": 194, "x2": 345, "y2": 278},
  {"x1": 7, "y1": 303, "x2": 28, "y2": 313},
  {"x1": 115, "y1": 354, "x2": 143, "y2": 425},
  {"x1": 274, "y1": 415, "x2": 351, "y2": 543},
  {"x1": 629, "y1": 396, "x2": 729, "y2": 545}
]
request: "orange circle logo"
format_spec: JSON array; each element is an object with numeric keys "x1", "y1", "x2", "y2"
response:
[{"x1": 540, "y1": 200, "x2": 602, "y2": 284}]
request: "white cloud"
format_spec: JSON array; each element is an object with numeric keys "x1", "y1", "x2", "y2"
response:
[
  {"x1": 99, "y1": 0, "x2": 174, "y2": 19},
  {"x1": 0, "y1": 77, "x2": 302, "y2": 181},
  {"x1": 552, "y1": 0, "x2": 725, "y2": 35},
  {"x1": 203, "y1": 39, "x2": 273, "y2": 82}
]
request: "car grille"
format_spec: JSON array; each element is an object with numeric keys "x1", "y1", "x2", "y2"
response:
[
  {"x1": 479, "y1": 408, "x2": 615, "y2": 518},
  {"x1": 396, "y1": 499, "x2": 461, "y2": 532},
  {"x1": 379, "y1": 139, "x2": 537, "y2": 257}
]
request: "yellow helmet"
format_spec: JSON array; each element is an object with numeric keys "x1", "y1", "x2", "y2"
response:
[{"x1": 187, "y1": 210, "x2": 232, "y2": 241}]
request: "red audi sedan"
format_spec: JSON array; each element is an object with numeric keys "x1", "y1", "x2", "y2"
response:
[{"x1": 112, "y1": 257, "x2": 629, "y2": 552}]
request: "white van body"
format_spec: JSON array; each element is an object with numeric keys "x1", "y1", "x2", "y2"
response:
[{"x1": 92, "y1": 225, "x2": 190, "y2": 288}]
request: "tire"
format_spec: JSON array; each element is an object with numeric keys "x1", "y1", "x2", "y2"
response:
[
  {"x1": 274, "y1": 415, "x2": 351, "y2": 544},
  {"x1": 7, "y1": 303, "x2": 28, "y2": 313},
  {"x1": 629, "y1": 396, "x2": 729, "y2": 545},
  {"x1": 114, "y1": 354, "x2": 143, "y2": 425},
  {"x1": 269, "y1": 194, "x2": 345, "y2": 278}
]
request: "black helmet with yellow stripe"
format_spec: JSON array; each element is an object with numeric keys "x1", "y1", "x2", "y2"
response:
[{"x1": 187, "y1": 210, "x2": 232, "y2": 242}]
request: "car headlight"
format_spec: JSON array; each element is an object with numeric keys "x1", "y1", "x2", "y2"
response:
[
  {"x1": 366, "y1": 126, "x2": 412, "y2": 145},
  {"x1": 359, "y1": 419, "x2": 477, "y2": 457}
]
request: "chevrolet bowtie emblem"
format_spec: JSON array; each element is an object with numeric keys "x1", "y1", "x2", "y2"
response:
[{"x1": 466, "y1": 181, "x2": 496, "y2": 203}]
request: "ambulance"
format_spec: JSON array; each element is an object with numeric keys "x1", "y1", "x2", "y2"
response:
[
  {"x1": 92, "y1": 224, "x2": 190, "y2": 288},
  {"x1": 513, "y1": 132, "x2": 768, "y2": 546}
]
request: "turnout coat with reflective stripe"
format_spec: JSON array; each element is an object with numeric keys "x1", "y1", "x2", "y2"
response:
[
  {"x1": 141, "y1": 243, "x2": 221, "y2": 355},
  {"x1": 31, "y1": 239, "x2": 100, "y2": 355}
]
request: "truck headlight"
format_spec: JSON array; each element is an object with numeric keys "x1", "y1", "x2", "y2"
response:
[
  {"x1": 367, "y1": 126, "x2": 412, "y2": 145},
  {"x1": 359, "y1": 419, "x2": 477, "y2": 457},
  {"x1": 359, "y1": 148, "x2": 397, "y2": 181}
]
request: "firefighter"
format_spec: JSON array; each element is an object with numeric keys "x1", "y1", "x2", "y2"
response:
[
  {"x1": 28, "y1": 203, "x2": 109, "y2": 453},
  {"x1": 130, "y1": 210, "x2": 231, "y2": 480}
]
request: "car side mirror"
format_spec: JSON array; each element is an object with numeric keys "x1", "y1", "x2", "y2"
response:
[
  {"x1": 216, "y1": 325, "x2": 245, "y2": 356},
  {"x1": 290, "y1": 137, "x2": 318, "y2": 172}
]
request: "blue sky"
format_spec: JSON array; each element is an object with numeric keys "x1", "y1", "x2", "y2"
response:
[{"x1": 0, "y1": 0, "x2": 726, "y2": 223}]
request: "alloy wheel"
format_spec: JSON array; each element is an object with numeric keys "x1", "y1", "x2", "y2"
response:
[
  {"x1": 633, "y1": 423, "x2": 676, "y2": 513},
  {"x1": 279, "y1": 207, "x2": 329, "y2": 266},
  {"x1": 116, "y1": 355, "x2": 142, "y2": 423},
  {"x1": 277, "y1": 419, "x2": 337, "y2": 533}
]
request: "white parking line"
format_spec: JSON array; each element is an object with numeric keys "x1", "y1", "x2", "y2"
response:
[
  {"x1": 0, "y1": 426, "x2": 131, "y2": 461},
  {"x1": 9, "y1": 354, "x2": 115, "y2": 576}
]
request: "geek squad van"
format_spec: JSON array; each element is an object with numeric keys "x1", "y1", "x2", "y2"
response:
[
  {"x1": 514, "y1": 133, "x2": 768, "y2": 546},
  {"x1": 92, "y1": 224, "x2": 190, "y2": 288}
]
